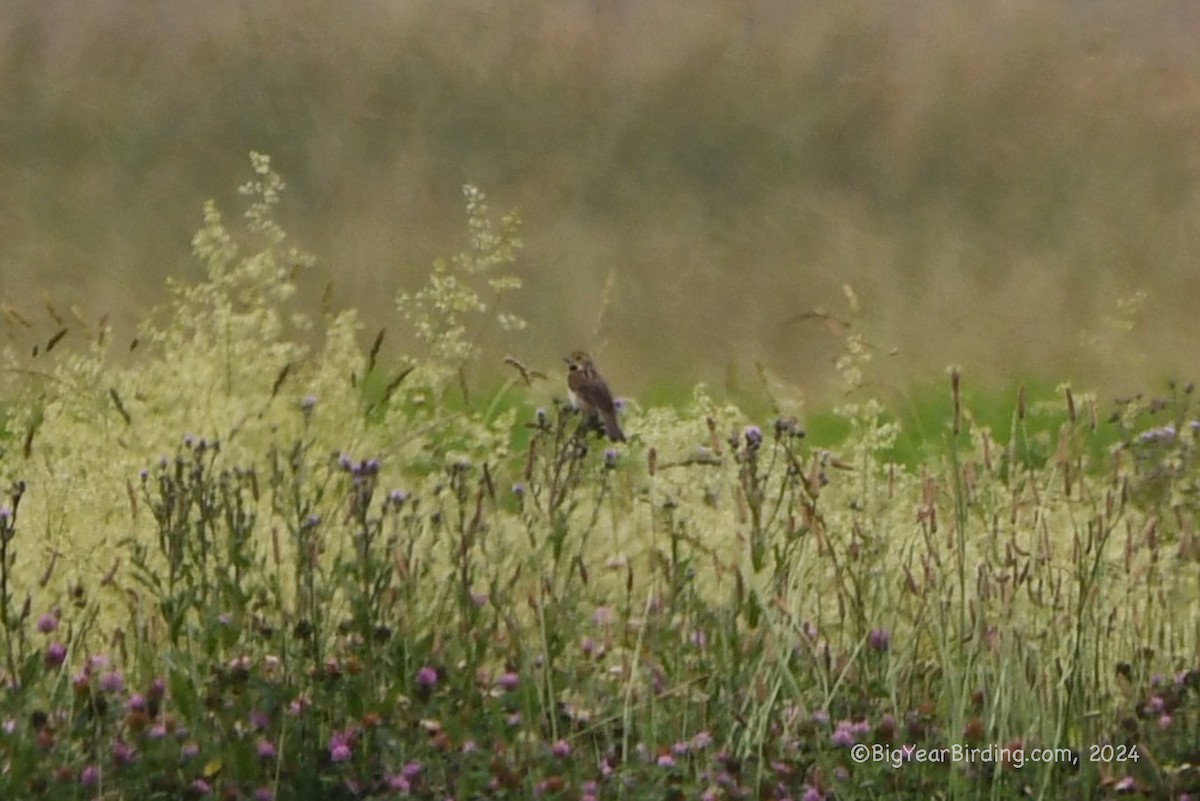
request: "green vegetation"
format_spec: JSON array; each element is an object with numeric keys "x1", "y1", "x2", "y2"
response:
[{"x1": 0, "y1": 158, "x2": 1198, "y2": 800}]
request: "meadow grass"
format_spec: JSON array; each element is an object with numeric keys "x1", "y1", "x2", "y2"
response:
[{"x1": 1, "y1": 157, "x2": 1198, "y2": 800}]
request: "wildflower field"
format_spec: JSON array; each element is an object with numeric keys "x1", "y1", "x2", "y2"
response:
[{"x1": 1, "y1": 156, "x2": 1198, "y2": 801}]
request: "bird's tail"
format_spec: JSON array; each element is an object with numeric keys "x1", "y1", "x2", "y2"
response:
[{"x1": 602, "y1": 413, "x2": 626, "y2": 442}]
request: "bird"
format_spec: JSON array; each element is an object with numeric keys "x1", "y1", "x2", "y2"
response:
[{"x1": 565, "y1": 350, "x2": 626, "y2": 442}]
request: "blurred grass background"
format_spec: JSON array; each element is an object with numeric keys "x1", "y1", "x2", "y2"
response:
[{"x1": 2, "y1": 0, "x2": 1199, "y2": 406}]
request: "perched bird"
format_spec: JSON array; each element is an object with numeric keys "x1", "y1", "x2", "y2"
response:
[{"x1": 565, "y1": 350, "x2": 626, "y2": 442}]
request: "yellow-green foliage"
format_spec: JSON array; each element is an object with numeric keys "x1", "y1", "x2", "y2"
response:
[{"x1": 0, "y1": 155, "x2": 1196, "y2": 755}]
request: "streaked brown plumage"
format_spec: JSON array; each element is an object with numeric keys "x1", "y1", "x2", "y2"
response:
[{"x1": 565, "y1": 350, "x2": 625, "y2": 442}]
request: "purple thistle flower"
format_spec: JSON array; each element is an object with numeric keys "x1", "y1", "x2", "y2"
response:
[
  {"x1": 301, "y1": 395, "x2": 317, "y2": 413},
  {"x1": 180, "y1": 741, "x2": 200, "y2": 761},
  {"x1": 127, "y1": 693, "x2": 146, "y2": 712},
  {"x1": 512, "y1": 482, "x2": 526, "y2": 499},
  {"x1": 552, "y1": 739, "x2": 571, "y2": 758},
  {"x1": 656, "y1": 753, "x2": 676, "y2": 768},
  {"x1": 385, "y1": 774, "x2": 410, "y2": 792},
  {"x1": 496, "y1": 671, "x2": 519, "y2": 691},
  {"x1": 99, "y1": 671, "x2": 124, "y2": 693},
  {"x1": 257, "y1": 738, "x2": 277, "y2": 760},
  {"x1": 191, "y1": 779, "x2": 212, "y2": 796},
  {"x1": 36, "y1": 613, "x2": 57, "y2": 634},
  {"x1": 329, "y1": 736, "x2": 352, "y2": 762},
  {"x1": 110, "y1": 739, "x2": 136, "y2": 766},
  {"x1": 44, "y1": 642, "x2": 67, "y2": 669},
  {"x1": 604, "y1": 449, "x2": 619, "y2": 469},
  {"x1": 416, "y1": 666, "x2": 438, "y2": 688},
  {"x1": 867, "y1": 627, "x2": 890, "y2": 652},
  {"x1": 831, "y1": 722, "x2": 856, "y2": 747},
  {"x1": 254, "y1": 788, "x2": 275, "y2": 801},
  {"x1": 691, "y1": 731, "x2": 713, "y2": 749},
  {"x1": 744, "y1": 425, "x2": 763, "y2": 449},
  {"x1": 80, "y1": 764, "x2": 99, "y2": 787},
  {"x1": 401, "y1": 761, "x2": 422, "y2": 779}
]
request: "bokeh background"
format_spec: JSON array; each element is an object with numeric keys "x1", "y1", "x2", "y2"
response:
[{"x1": 2, "y1": 0, "x2": 1199, "y2": 406}]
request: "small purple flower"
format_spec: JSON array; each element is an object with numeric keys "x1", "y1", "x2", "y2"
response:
[
  {"x1": 831, "y1": 722, "x2": 856, "y2": 747},
  {"x1": 592, "y1": 606, "x2": 614, "y2": 626},
  {"x1": 44, "y1": 642, "x2": 67, "y2": 669},
  {"x1": 672, "y1": 740, "x2": 689, "y2": 756},
  {"x1": 416, "y1": 666, "x2": 438, "y2": 689},
  {"x1": 329, "y1": 737, "x2": 352, "y2": 762},
  {"x1": 80, "y1": 764, "x2": 100, "y2": 787},
  {"x1": 580, "y1": 636, "x2": 596, "y2": 656},
  {"x1": 217, "y1": 613, "x2": 231, "y2": 626},
  {"x1": 257, "y1": 738, "x2": 277, "y2": 760},
  {"x1": 388, "y1": 489, "x2": 408, "y2": 508},
  {"x1": 802, "y1": 786, "x2": 824, "y2": 801},
  {"x1": 99, "y1": 671, "x2": 125, "y2": 693},
  {"x1": 385, "y1": 774, "x2": 410, "y2": 792},
  {"x1": 301, "y1": 395, "x2": 317, "y2": 414},
  {"x1": 867, "y1": 627, "x2": 890, "y2": 653},
  {"x1": 496, "y1": 671, "x2": 519, "y2": 691},
  {"x1": 604, "y1": 449, "x2": 619, "y2": 469},
  {"x1": 691, "y1": 731, "x2": 713, "y2": 750},
  {"x1": 656, "y1": 753, "x2": 676, "y2": 768},
  {"x1": 512, "y1": 482, "x2": 525, "y2": 499},
  {"x1": 401, "y1": 761, "x2": 422, "y2": 779},
  {"x1": 127, "y1": 694, "x2": 146, "y2": 712},
  {"x1": 110, "y1": 739, "x2": 136, "y2": 766},
  {"x1": 811, "y1": 709, "x2": 830, "y2": 726},
  {"x1": 1158, "y1": 713, "x2": 1173, "y2": 730},
  {"x1": 148, "y1": 724, "x2": 167, "y2": 740},
  {"x1": 191, "y1": 779, "x2": 212, "y2": 796},
  {"x1": 180, "y1": 741, "x2": 200, "y2": 761},
  {"x1": 535, "y1": 408, "x2": 548, "y2": 426},
  {"x1": 552, "y1": 739, "x2": 571, "y2": 758},
  {"x1": 249, "y1": 709, "x2": 270, "y2": 731},
  {"x1": 254, "y1": 788, "x2": 275, "y2": 801},
  {"x1": 36, "y1": 613, "x2": 57, "y2": 634},
  {"x1": 1114, "y1": 776, "x2": 1136, "y2": 792},
  {"x1": 744, "y1": 425, "x2": 763, "y2": 449}
]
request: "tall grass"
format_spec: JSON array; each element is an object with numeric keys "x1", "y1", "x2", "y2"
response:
[{"x1": 0, "y1": 156, "x2": 1197, "y2": 800}]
